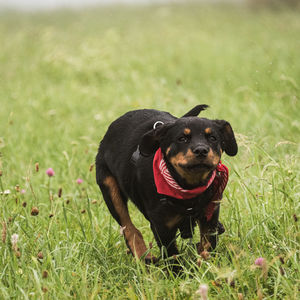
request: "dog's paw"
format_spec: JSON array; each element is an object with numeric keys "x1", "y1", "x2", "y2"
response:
[{"x1": 144, "y1": 255, "x2": 158, "y2": 265}]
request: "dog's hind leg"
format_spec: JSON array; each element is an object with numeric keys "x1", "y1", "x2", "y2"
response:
[{"x1": 96, "y1": 163, "x2": 155, "y2": 262}]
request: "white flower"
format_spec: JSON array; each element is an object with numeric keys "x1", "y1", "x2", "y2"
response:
[
  {"x1": 11, "y1": 233, "x2": 19, "y2": 250},
  {"x1": 1, "y1": 189, "x2": 11, "y2": 195},
  {"x1": 196, "y1": 284, "x2": 208, "y2": 300}
]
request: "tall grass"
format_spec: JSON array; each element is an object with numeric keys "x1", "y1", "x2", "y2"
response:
[{"x1": 0, "y1": 4, "x2": 299, "y2": 299}]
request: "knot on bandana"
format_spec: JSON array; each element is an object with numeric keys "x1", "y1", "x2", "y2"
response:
[{"x1": 153, "y1": 148, "x2": 229, "y2": 221}]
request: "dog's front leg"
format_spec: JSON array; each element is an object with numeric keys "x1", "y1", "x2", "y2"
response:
[
  {"x1": 196, "y1": 204, "x2": 222, "y2": 254},
  {"x1": 150, "y1": 222, "x2": 179, "y2": 257}
]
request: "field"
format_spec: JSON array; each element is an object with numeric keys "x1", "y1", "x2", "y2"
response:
[{"x1": 0, "y1": 3, "x2": 299, "y2": 299}]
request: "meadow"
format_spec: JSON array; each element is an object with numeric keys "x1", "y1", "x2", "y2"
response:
[{"x1": 0, "y1": 3, "x2": 299, "y2": 299}]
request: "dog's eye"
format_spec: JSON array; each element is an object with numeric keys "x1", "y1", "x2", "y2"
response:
[
  {"x1": 178, "y1": 136, "x2": 188, "y2": 143},
  {"x1": 209, "y1": 135, "x2": 217, "y2": 142}
]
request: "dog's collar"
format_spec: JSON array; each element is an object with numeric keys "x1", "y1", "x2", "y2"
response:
[{"x1": 153, "y1": 148, "x2": 229, "y2": 220}]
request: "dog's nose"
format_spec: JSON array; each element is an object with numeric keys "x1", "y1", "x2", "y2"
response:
[{"x1": 192, "y1": 145, "x2": 209, "y2": 157}]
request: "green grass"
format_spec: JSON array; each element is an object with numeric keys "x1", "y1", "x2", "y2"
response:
[{"x1": 0, "y1": 3, "x2": 299, "y2": 299}]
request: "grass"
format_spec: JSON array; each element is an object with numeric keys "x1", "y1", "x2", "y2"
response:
[{"x1": 0, "y1": 3, "x2": 299, "y2": 299}]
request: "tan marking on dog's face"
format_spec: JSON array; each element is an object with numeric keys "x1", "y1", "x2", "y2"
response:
[
  {"x1": 170, "y1": 151, "x2": 189, "y2": 167},
  {"x1": 169, "y1": 150, "x2": 211, "y2": 185},
  {"x1": 103, "y1": 176, "x2": 152, "y2": 259},
  {"x1": 207, "y1": 148, "x2": 220, "y2": 166},
  {"x1": 166, "y1": 215, "x2": 183, "y2": 229},
  {"x1": 200, "y1": 148, "x2": 220, "y2": 181},
  {"x1": 169, "y1": 151, "x2": 190, "y2": 179},
  {"x1": 170, "y1": 153, "x2": 189, "y2": 183},
  {"x1": 184, "y1": 128, "x2": 191, "y2": 135},
  {"x1": 205, "y1": 127, "x2": 212, "y2": 134}
]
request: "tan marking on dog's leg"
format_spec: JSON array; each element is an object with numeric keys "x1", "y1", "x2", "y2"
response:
[
  {"x1": 196, "y1": 220, "x2": 211, "y2": 254},
  {"x1": 166, "y1": 215, "x2": 183, "y2": 229},
  {"x1": 103, "y1": 176, "x2": 154, "y2": 260}
]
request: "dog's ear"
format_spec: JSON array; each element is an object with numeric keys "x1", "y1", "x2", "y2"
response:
[
  {"x1": 139, "y1": 123, "x2": 174, "y2": 156},
  {"x1": 215, "y1": 120, "x2": 238, "y2": 156},
  {"x1": 181, "y1": 104, "x2": 209, "y2": 118}
]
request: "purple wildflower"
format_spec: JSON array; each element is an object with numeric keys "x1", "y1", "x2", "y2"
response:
[
  {"x1": 255, "y1": 257, "x2": 265, "y2": 267},
  {"x1": 76, "y1": 178, "x2": 83, "y2": 184},
  {"x1": 46, "y1": 168, "x2": 55, "y2": 177}
]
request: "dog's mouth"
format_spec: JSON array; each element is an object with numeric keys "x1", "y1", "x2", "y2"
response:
[{"x1": 178, "y1": 161, "x2": 215, "y2": 171}]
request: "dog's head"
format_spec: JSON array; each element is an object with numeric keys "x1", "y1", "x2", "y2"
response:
[{"x1": 139, "y1": 105, "x2": 238, "y2": 187}]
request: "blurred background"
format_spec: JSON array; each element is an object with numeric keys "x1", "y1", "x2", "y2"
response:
[
  {"x1": 0, "y1": 0, "x2": 299, "y2": 160},
  {"x1": 0, "y1": 0, "x2": 299, "y2": 11}
]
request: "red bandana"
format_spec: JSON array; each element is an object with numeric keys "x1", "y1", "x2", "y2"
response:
[{"x1": 153, "y1": 148, "x2": 229, "y2": 221}]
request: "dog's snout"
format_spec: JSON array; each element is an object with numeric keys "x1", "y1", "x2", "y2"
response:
[{"x1": 192, "y1": 145, "x2": 209, "y2": 157}]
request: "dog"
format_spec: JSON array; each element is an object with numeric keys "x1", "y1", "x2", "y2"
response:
[{"x1": 96, "y1": 105, "x2": 237, "y2": 263}]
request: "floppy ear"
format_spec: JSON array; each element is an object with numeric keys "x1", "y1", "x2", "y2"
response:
[
  {"x1": 181, "y1": 104, "x2": 209, "y2": 118},
  {"x1": 139, "y1": 123, "x2": 174, "y2": 156},
  {"x1": 215, "y1": 120, "x2": 238, "y2": 156}
]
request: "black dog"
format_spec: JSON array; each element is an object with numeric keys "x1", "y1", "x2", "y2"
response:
[{"x1": 96, "y1": 105, "x2": 237, "y2": 262}]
